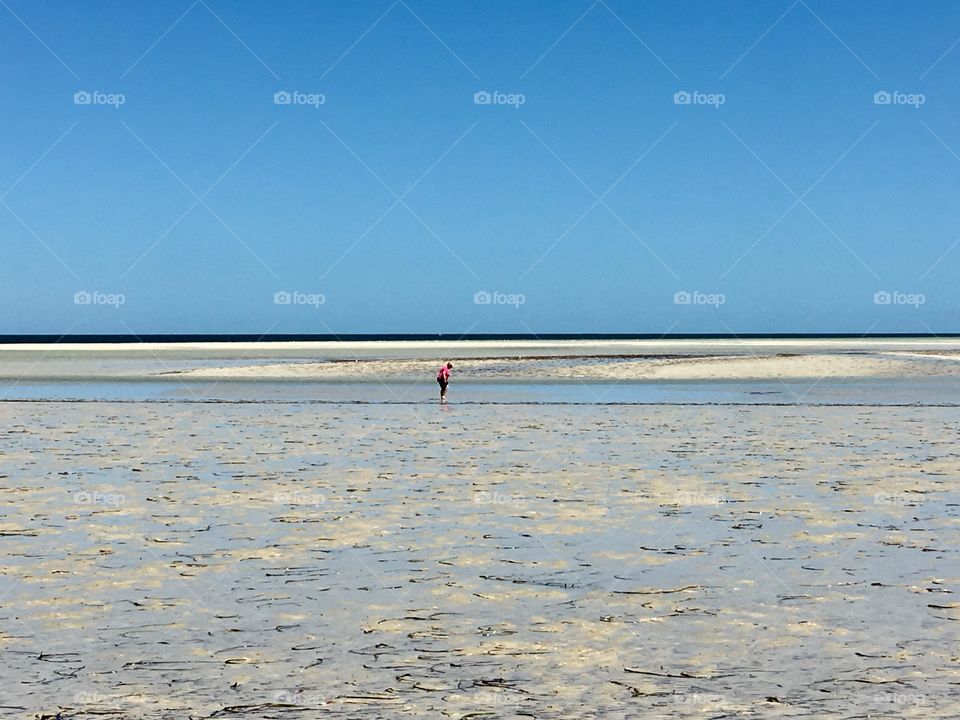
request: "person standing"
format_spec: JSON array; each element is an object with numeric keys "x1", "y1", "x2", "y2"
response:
[{"x1": 436, "y1": 362, "x2": 453, "y2": 402}]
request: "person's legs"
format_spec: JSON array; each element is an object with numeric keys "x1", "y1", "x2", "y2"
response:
[{"x1": 438, "y1": 379, "x2": 448, "y2": 401}]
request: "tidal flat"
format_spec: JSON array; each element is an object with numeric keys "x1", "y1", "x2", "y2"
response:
[{"x1": 1, "y1": 400, "x2": 957, "y2": 718}]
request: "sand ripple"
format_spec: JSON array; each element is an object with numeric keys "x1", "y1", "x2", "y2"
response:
[{"x1": 0, "y1": 403, "x2": 957, "y2": 718}]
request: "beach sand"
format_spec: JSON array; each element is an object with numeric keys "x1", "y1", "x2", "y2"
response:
[
  {"x1": 1, "y1": 338, "x2": 959, "y2": 382},
  {"x1": 1, "y1": 399, "x2": 957, "y2": 718},
  {"x1": 159, "y1": 351, "x2": 960, "y2": 382}
]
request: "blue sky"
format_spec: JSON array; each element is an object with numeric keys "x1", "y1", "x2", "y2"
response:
[{"x1": 1, "y1": 0, "x2": 958, "y2": 334}]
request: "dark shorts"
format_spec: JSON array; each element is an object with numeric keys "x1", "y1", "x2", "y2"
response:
[{"x1": 437, "y1": 377, "x2": 447, "y2": 389}]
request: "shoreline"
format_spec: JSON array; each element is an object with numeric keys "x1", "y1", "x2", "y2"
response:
[{"x1": 2, "y1": 337, "x2": 960, "y2": 353}]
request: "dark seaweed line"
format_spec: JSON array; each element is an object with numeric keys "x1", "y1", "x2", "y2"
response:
[{"x1": 0, "y1": 399, "x2": 957, "y2": 408}]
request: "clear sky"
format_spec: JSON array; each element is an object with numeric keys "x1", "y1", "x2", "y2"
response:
[{"x1": 1, "y1": 0, "x2": 958, "y2": 335}]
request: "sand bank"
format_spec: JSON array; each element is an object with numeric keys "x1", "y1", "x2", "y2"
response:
[
  {"x1": 162, "y1": 351, "x2": 960, "y2": 382},
  {"x1": 0, "y1": 339, "x2": 957, "y2": 382}
]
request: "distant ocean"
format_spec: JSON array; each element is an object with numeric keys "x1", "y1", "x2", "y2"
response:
[{"x1": 1, "y1": 333, "x2": 959, "y2": 343}]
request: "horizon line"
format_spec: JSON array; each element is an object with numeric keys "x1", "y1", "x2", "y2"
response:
[{"x1": 0, "y1": 333, "x2": 958, "y2": 344}]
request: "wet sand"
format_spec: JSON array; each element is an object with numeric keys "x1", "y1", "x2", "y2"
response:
[{"x1": 1, "y1": 400, "x2": 958, "y2": 718}]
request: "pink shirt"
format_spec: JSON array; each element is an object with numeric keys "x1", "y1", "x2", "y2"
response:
[{"x1": 437, "y1": 366, "x2": 451, "y2": 381}]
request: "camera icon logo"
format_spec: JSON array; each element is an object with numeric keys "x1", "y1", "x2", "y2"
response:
[
  {"x1": 274, "y1": 290, "x2": 292, "y2": 305},
  {"x1": 673, "y1": 290, "x2": 692, "y2": 305},
  {"x1": 74, "y1": 90, "x2": 92, "y2": 105},
  {"x1": 873, "y1": 91, "x2": 892, "y2": 105},
  {"x1": 74, "y1": 291, "x2": 92, "y2": 305},
  {"x1": 273, "y1": 91, "x2": 292, "y2": 105},
  {"x1": 673, "y1": 90, "x2": 691, "y2": 105},
  {"x1": 473, "y1": 91, "x2": 492, "y2": 105},
  {"x1": 474, "y1": 290, "x2": 492, "y2": 305},
  {"x1": 873, "y1": 290, "x2": 891, "y2": 305}
]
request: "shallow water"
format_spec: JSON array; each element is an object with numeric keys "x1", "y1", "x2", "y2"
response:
[
  {"x1": 3, "y1": 376, "x2": 960, "y2": 405},
  {"x1": 0, "y1": 398, "x2": 957, "y2": 718}
]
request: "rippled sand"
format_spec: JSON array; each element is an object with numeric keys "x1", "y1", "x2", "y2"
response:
[{"x1": 1, "y1": 401, "x2": 958, "y2": 718}]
